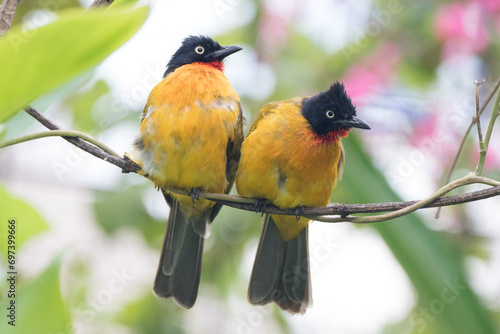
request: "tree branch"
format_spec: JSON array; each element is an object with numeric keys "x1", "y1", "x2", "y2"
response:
[
  {"x1": 163, "y1": 182, "x2": 500, "y2": 218},
  {"x1": 24, "y1": 107, "x2": 141, "y2": 173},
  {"x1": 1, "y1": 106, "x2": 494, "y2": 223},
  {"x1": 0, "y1": 0, "x2": 20, "y2": 36}
]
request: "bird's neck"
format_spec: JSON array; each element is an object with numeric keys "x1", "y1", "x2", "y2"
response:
[
  {"x1": 313, "y1": 128, "x2": 350, "y2": 144},
  {"x1": 164, "y1": 61, "x2": 225, "y2": 78}
]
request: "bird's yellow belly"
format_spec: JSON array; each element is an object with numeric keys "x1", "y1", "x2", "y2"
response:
[
  {"x1": 237, "y1": 127, "x2": 341, "y2": 240},
  {"x1": 138, "y1": 105, "x2": 236, "y2": 217},
  {"x1": 129, "y1": 63, "x2": 242, "y2": 218}
]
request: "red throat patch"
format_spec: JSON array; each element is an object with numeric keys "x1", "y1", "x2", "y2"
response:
[
  {"x1": 204, "y1": 61, "x2": 224, "y2": 72},
  {"x1": 314, "y1": 128, "x2": 351, "y2": 144}
]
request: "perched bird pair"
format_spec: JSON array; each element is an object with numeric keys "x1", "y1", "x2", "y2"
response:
[{"x1": 129, "y1": 36, "x2": 370, "y2": 313}]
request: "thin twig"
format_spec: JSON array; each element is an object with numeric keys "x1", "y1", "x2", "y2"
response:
[
  {"x1": 0, "y1": 129, "x2": 120, "y2": 156},
  {"x1": 0, "y1": 0, "x2": 20, "y2": 35},
  {"x1": 474, "y1": 79, "x2": 486, "y2": 144},
  {"x1": 441, "y1": 76, "x2": 500, "y2": 183},
  {"x1": 436, "y1": 75, "x2": 500, "y2": 218},
  {"x1": 476, "y1": 83, "x2": 500, "y2": 175}
]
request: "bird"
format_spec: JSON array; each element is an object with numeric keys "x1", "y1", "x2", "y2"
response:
[
  {"x1": 127, "y1": 35, "x2": 244, "y2": 309},
  {"x1": 235, "y1": 82, "x2": 370, "y2": 314}
]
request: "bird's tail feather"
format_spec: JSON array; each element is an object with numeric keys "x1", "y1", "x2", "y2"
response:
[
  {"x1": 161, "y1": 200, "x2": 185, "y2": 276},
  {"x1": 248, "y1": 215, "x2": 311, "y2": 314},
  {"x1": 274, "y1": 224, "x2": 310, "y2": 314},
  {"x1": 192, "y1": 209, "x2": 211, "y2": 238},
  {"x1": 248, "y1": 214, "x2": 285, "y2": 305},
  {"x1": 153, "y1": 198, "x2": 205, "y2": 309}
]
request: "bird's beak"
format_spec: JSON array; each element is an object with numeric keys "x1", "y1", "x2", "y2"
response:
[
  {"x1": 339, "y1": 116, "x2": 371, "y2": 130},
  {"x1": 210, "y1": 45, "x2": 242, "y2": 60}
]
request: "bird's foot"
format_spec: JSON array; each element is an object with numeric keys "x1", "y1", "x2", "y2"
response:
[
  {"x1": 188, "y1": 187, "x2": 202, "y2": 203},
  {"x1": 294, "y1": 206, "x2": 305, "y2": 221},
  {"x1": 254, "y1": 198, "x2": 267, "y2": 216}
]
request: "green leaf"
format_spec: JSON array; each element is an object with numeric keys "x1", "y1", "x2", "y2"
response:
[
  {"x1": 0, "y1": 5, "x2": 148, "y2": 123},
  {"x1": 0, "y1": 257, "x2": 71, "y2": 334},
  {"x1": 0, "y1": 185, "x2": 49, "y2": 259},
  {"x1": 334, "y1": 135, "x2": 496, "y2": 334}
]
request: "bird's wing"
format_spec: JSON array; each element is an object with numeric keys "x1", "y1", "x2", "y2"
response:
[
  {"x1": 336, "y1": 142, "x2": 345, "y2": 184},
  {"x1": 246, "y1": 97, "x2": 303, "y2": 138},
  {"x1": 226, "y1": 101, "x2": 245, "y2": 190},
  {"x1": 210, "y1": 100, "x2": 244, "y2": 221}
]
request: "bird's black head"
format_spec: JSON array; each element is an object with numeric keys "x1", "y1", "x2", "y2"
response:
[
  {"x1": 301, "y1": 82, "x2": 370, "y2": 139},
  {"x1": 163, "y1": 35, "x2": 242, "y2": 77}
]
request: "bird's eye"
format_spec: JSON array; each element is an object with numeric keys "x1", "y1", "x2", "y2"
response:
[
  {"x1": 195, "y1": 46, "x2": 205, "y2": 54},
  {"x1": 326, "y1": 110, "x2": 335, "y2": 118}
]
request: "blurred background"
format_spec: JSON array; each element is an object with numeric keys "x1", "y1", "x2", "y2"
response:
[{"x1": 1, "y1": 0, "x2": 500, "y2": 333}]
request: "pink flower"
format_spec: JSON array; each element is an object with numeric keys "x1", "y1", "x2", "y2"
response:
[
  {"x1": 434, "y1": 3, "x2": 489, "y2": 57},
  {"x1": 472, "y1": 0, "x2": 500, "y2": 13}
]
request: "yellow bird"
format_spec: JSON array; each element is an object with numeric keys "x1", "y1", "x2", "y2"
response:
[
  {"x1": 236, "y1": 82, "x2": 370, "y2": 313},
  {"x1": 129, "y1": 36, "x2": 243, "y2": 308}
]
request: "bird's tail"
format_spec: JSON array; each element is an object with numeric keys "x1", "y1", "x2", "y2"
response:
[
  {"x1": 248, "y1": 214, "x2": 311, "y2": 314},
  {"x1": 153, "y1": 197, "x2": 207, "y2": 309}
]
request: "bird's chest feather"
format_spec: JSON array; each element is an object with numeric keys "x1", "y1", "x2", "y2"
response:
[
  {"x1": 135, "y1": 65, "x2": 240, "y2": 194},
  {"x1": 271, "y1": 129, "x2": 342, "y2": 240},
  {"x1": 274, "y1": 126, "x2": 342, "y2": 208}
]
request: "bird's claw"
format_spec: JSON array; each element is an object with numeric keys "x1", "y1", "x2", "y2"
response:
[
  {"x1": 294, "y1": 206, "x2": 305, "y2": 221},
  {"x1": 188, "y1": 188, "x2": 202, "y2": 203},
  {"x1": 254, "y1": 199, "x2": 267, "y2": 216}
]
